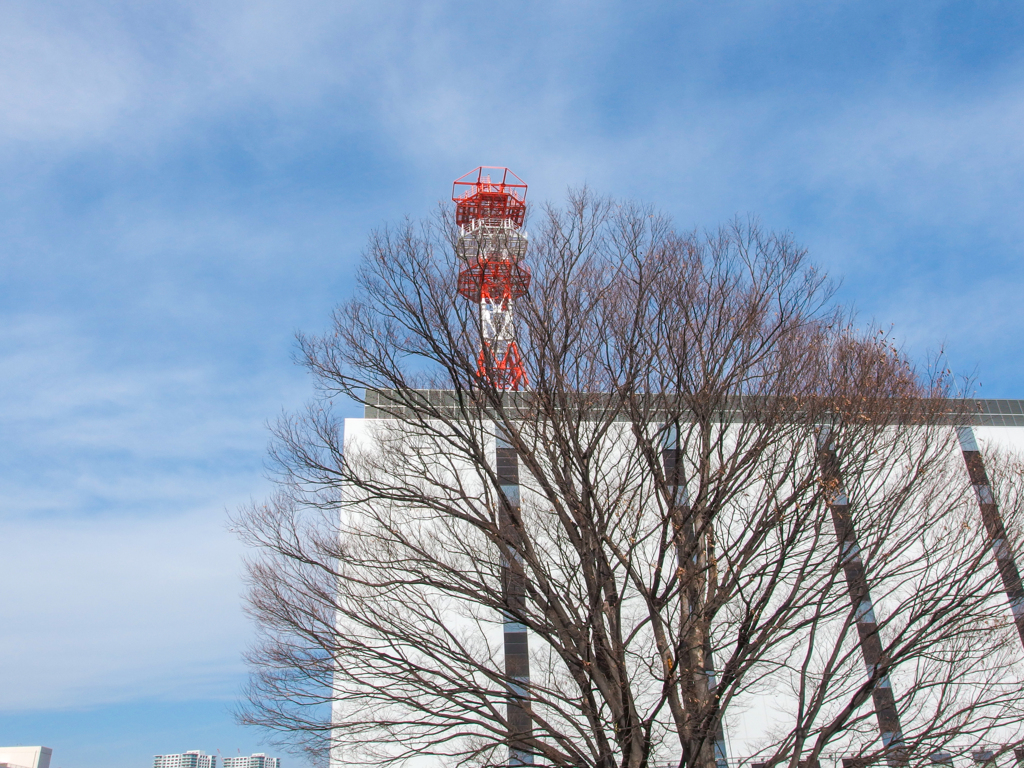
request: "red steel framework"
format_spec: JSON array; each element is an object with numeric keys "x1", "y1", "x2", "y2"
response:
[{"x1": 453, "y1": 166, "x2": 531, "y2": 390}]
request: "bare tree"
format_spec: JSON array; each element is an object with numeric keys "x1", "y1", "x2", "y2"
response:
[{"x1": 236, "y1": 193, "x2": 1024, "y2": 768}]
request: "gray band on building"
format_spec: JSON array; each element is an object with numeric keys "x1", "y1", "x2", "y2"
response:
[
  {"x1": 662, "y1": 423, "x2": 729, "y2": 768},
  {"x1": 496, "y1": 430, "x2": 533, "y2": 765},
  {"x1": 818, "y1": 430, "x2": 906, "y2": 765},
  {"x1": 956, "y1": 426, "x2": 1024, "y2": 648}
]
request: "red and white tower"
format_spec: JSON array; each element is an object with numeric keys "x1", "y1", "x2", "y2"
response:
[
  {"x1": 454, "y1": 167, "x2": 534, "y2": 765},
  {"x1": 453, "y1": 167, "x2": 531, "y2": 391}
]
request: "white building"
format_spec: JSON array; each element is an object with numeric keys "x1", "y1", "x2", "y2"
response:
[
  {"x1": 223, "y1": 754, "x2": 279, "y2": 768},
  {"x1": 329, "y1": 393, "x2": 1024, "y2": 767},
  {"x1": 0, "y1": 747, "x2": 51, "y2": 768},
  {"x1": 153, "y1": 751, "x2": 216, "y2": 768}
]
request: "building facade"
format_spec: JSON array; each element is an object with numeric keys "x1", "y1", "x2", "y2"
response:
[
  {"x1": 153, "y1": 751, "x2": 216, "y2": 768},
  {"x1": 223, "y1": 754, "x2": 280, "y2": 768},
  {"x1": 329, "y1": 394, "x2": 1024, "y2": 768}
]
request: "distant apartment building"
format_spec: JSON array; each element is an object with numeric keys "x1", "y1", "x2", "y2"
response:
[
  {"x1": 223, "y1": 754, "x2": 279, "y2": 768},
  {"x1": 153, "y1": 751, "x2": 216, "y2": 768},
  {"x1": 0, "y1": 747, "x2": 52, "y2": 768}
]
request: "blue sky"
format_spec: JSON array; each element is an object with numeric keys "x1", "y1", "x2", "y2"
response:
[{"x1": 2, "y1": 2, "x2": 1024, "y2": 767}]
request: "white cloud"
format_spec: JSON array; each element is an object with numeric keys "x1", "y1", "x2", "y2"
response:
[
  {"x1": 0, "y1": 314, "x2": 272, "y2": 711},
  {"x1": 0, "y1": 4, "x2": 139, "y2": 144}
]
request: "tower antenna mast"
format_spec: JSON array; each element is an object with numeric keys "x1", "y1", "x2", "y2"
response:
[
  {"x1": 453, "y1": 167, "x2": 534, "y2": 766},
  {"x1": 453, "y1": 166, "x2": 531, "y2": 390}
]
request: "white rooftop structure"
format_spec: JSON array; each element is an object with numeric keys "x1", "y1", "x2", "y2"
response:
[{"x1": 0, "y1": 747, "x2": 51, "y2": 768}]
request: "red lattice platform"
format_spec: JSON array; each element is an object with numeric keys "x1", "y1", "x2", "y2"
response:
[{"x1": 453, "y1": 167, "x2": 527, "y2": 229}]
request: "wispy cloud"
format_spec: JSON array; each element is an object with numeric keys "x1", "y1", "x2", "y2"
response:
[{"x1": 0, "y1": 507, "x2": 247, "y2": 712}]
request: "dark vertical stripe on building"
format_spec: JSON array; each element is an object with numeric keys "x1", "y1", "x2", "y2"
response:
[
  {"x1": 662, "y1": 425, "x2": 729, "y2": 768},
  {"x1": 956, "y1": 426, "x2": 1024, "y2": 648},
  {"x1": 496, "y1": 431, "x2": 533, "y2": 766},
  {"x1": 818, "y1": 431, "x2": 906, "y2": 765}
]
